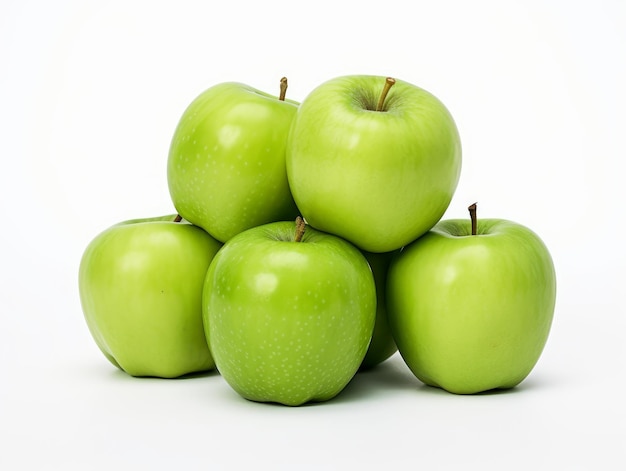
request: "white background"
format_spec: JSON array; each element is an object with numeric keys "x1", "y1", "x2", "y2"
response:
[{"x1": 1, "y1": 0, "x2": 624, "y2": 469}]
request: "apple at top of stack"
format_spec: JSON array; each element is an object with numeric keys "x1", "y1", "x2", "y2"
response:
[
  {"x1": 286, "y1": 75, "x2": 462, "y2": 253},
  {"x1": 168, "y1": 78, "x2": 299, "y2": 243}
]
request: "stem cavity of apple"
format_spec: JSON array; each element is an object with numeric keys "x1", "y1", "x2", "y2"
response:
[
  {"x1": 294, "y1": 216, "x2": 306, "y2": 242},
  {"x1": 279, "y1": 77, "x2": 288, "y2": 101},
  {"x1": 468, "y1": 203, "x2": 477, "y2": 236},
  {"x1": 376, "y1": 77, "x2": 396, "y2": 112}
]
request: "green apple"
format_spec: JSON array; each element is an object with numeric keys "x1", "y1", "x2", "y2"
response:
[
  {"x1": 387, "y1": 204, "x2": 557, "y2": 394},
  {"x1": 78, "y1": 214, "x2": 222, "y2": 378},
  {"x1": 359, "y1": 250, "x2": 398, "y2": 370},
  {"x1": 168, "y1": 78, "x2": 299, "y2": 243},
  {"x1": 203, "y1": 217, "x2": 376, "y2": 406},
  {"x1": 286, "y1": 75, "x2": 462, "y2": 253}
]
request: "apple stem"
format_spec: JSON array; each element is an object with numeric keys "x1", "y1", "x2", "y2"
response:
[
  {"x1": 174, "y1": 214, "x2": 183, "y2": 223},
  {"x1": 294, "y1": 216, "x2": 306, "y2": 242},
  {"x1": 468, "y1": 203, "x2": 477, "y2": 235},
  {"x1": 279, "y1": 77, "x2": 288, "y2": 101},
  {"x1": 376, "y1": 77, "x2": 396, "y2": 111}
]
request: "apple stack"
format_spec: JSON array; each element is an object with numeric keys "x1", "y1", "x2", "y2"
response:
[{"x1": 79, "y1": 75, "x2": 556, "y2": 405}]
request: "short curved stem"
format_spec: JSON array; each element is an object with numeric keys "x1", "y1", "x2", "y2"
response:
[
  {"x1": 294, "y1": 216, "x2": 306, "y2": 242},
  {"x1": 279, "y1": 77, "x2": 288, "y2": 101},
  {"x1": 468, "y1": 203, "x2": 477, "y2": 235},
  {"x1": 376, "y1": 77, "x2": 396, "y2": 111}
]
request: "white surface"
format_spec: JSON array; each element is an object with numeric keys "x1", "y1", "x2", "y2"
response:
[{"x1": 1, "y1": 0, "x2": 624, "y2": 469}]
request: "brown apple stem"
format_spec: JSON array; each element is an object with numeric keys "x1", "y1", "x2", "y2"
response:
[
  {"x1": 294, "y1": 216, "x2": 306, "y2": 242},
  {"x1": 279, "y1": 77, "x2": 288, "y2": 101},
  {"x1": 174, "y1": 214, "x2": 183, "y2": 223},
  {"x1": 468, "y1": 203, "x2": 477, "y2": 235},
  {"x1": 376, "y1": 77, "x2": 396, "y2": 111}
]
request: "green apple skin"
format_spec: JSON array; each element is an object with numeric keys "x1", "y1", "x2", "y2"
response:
[
  {"x1": 168, "y1": 82, "x2": 300, "y2": 243},
  {"x1": 203, "y1": 220, "x2": 376, "y2": 406},
  {"x1": 286, "y1": 75, "x2": 461, "y2": 253},
  {"x1": 359, "y1": 250, "x2": 398, "y2": 370},
  {"x1": 387, "y1": 218, "x2": 556, "y2": 394},
  {"x1": 79, "y1": 215, "x2": 222, "y2": 378}
]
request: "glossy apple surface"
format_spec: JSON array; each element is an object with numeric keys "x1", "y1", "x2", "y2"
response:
[
  {"x1": 286, "y1": 75, "x2": 461, "y2": 253},
  {"x1": 203, "y1": 219, "x2": 376, "y2": 406},
  {"x1": 359, "y1": 250, "x2": 398, "y2": 370},
  {"x1": 79, "y1": 215, "x2": 222, "y2": 378},
  {"x1": 387, "y1": 217, "x2": 557, "y2": 394},
  {"x1": 168, "y1": 80, "x2": 299, "y2": 243}
]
